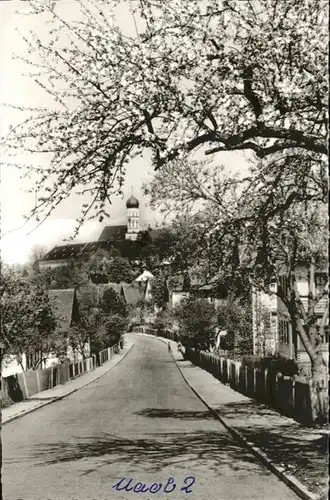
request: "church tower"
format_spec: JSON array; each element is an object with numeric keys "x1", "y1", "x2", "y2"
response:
[{"x1": 125, "y1": 190, "x2": 140, "y2": 241}]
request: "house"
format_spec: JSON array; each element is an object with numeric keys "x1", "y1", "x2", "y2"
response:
[
  {"x1": 1, "y1": 288, "x2": 84, "y2": 377},
  {"x1": 47, "y1": 288, "x2": 88, "y2": 365},
  {"x1": 135, "y1": 270, "x2": 155, "y2": 282},
  {"x1": 251, "y1": 282, "x2": 279, "y2": 356},
  {"x1": 166, "y1": 275, "x2": 190, "y2": 309},
  {"x1": 276, "y1": 267, "x2": 328, "y2": 365},
  {"x1": 251, "y1": 265, "x2": 328, "y2": 366},
  {"x1": 192, "y1": 276, "x2": 228, "y2": 309},
  {"x1": 96, "y1": 281, "x2": 145, "y2": 308}
]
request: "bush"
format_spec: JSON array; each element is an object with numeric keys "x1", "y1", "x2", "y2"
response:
[
  {"x1": 241, "y1": 354, "x2": 299, "y2": 377},
  {"x1": 241, "y1": 355, "x2": 262, "y2": 368},
  {"x1": 174, "y1": 296, "x2": 215, "y2": 351},
  {"x1": 217, "y1": 299, "x2": 253, "y2": 355}
]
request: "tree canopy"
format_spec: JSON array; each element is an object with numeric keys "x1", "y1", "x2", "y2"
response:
[
  {"x1": 0, "y1": 263, "x2": 57, "y2": 367},
  {"x1": 174, "y1": 296, "x2": 216, "y2": 351},
  {"x1": 2, "y1": 0, "x2": 327, "y2": 231}
]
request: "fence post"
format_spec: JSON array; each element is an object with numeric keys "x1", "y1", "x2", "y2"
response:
[
  {"x1": 291, "y1": 377, "x2": 295, "y2": 415},
  {"x1": 36, "y1": 369, "x2": 41, "y2": 393},
  {"x1": 235, "y1": 362, "x2": 239, "y2": 389},
  {"x1": 99, "y1": 352, "x2": 102, "y2": 366},
  {"x1": 21, "y1": 371, "x2": 29, "y2": 398},
  {"x1": 275, "y1": 372, "x2": 279, "y2": 408},
  {"x1": 245, "y1": 366, "x2": 248, "y2": 394},
  {"x1": 253, "y1": 368, "x2": 257, "y2": 397},
  {"x1": 108, "y1": 347, "x2": 111, "y2": 360},
  {"x1": 49, "y1": 366, "x2": 52, "y2": 389}
]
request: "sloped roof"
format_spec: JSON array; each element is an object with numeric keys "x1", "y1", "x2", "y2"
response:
[
  {"x1": 147, "y1": 228, "x2": 164, "y2": 241},
  {"x1": 43, "y1": 243, "x2": 86, "y2": 261},
  {"x1": 48, "y1": 289, "x2": 76, "y2": 331},
  {"x1": 122, "y1": 282, "x2": 144, "y2": 305},
  {"x1": 95, "y1": 283, "x2": 125, "y2": 302},
  {"x1": 135, "y1": 270, "x2": 155, "y2": 282},
  {"x1": 168, "y1": 274, "x2": 200, "y2": 292},
  {"x1": 98, "y1": 225, "x2": 127, "y2": 241},
  {"x1": 41, "y1": 241, "x2": 113, "y2": 262}
]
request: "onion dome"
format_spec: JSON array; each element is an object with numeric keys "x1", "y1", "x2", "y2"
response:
[{"x1": 126, "y1": 194, "x2": 139, "y2": 208}]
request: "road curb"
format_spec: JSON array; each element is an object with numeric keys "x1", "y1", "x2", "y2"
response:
[
  {"x1": 3, "y1": 342, "x2": 135, "y2": 426},
  {"x1": 149, "y1": 335, "x2": 323, "y2": 500}
]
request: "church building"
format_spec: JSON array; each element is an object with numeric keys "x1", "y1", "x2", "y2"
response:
[
  {"x1": 39, "y1": 193, "x2": 160, "y2": 269},
  {"x1": 97, "y1": 193, "x2": 141, "y2": 243}
]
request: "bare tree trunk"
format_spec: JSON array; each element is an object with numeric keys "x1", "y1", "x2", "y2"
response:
[
  {"x1": 295, "y1": 310, "x2": 328, "y2": 423},
  {"x1": 310, "y1": 351, "x2": 328, "y2": 424}
]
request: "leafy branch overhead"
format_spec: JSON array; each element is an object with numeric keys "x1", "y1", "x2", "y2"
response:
[{"x1": 2, "y1": 0, "x2": 328, "y2": 229}]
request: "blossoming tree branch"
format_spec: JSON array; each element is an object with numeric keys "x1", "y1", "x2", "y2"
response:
[{"x1": 2, "y1": 0, "x2": 327, "y2": 230}]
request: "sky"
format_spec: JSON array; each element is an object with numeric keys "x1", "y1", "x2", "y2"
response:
[{"x1": 0, "y1": 0, "x2": 249, "y2": 265}]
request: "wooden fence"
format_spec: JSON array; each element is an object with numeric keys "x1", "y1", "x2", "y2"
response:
[
  {"x1": 1, "y1": 341, "x2": 121, "y2": 403},
  {"x1": 184, "y1": 349, "x2": 327, "y2": 425}
]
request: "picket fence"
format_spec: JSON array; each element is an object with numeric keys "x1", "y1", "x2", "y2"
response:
[
  {"x1": 2, "y1": 342, "x2": 121, "y2": 403},
  {"x1": 185, "y1": 349, "x2": 327, "y2": 426}
]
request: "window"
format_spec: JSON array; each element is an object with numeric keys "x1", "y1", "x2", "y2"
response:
[
  {"x1": 279, "y1": 320, "x2": 290, "y2": 344},
  {"x1": 315, "y1": 273, "x2": 327, "y2": 292},
  {"x1": 320, "y1": 325, "x2": 329, "y2": 344},
  {"x1": 279, "y1": 276, "x2": 288, "y2": 297}
]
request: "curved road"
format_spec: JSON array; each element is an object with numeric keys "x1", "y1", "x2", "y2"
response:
[{"x1": 3, "y1": 335, "x2": 299, "y2": 500}]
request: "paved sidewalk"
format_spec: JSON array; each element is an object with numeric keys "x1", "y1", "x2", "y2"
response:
[
  {"x1": 2, "y1": 338, "x2": 134, "y2": 425},
  {"x1": 154, "y1": 336, "x2": 328, "y2": 500}
]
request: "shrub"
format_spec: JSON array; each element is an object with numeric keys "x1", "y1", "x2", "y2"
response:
[
  {"x1": 174, "y1": 296, "x2": 215, "y2": 351},
  {"x1": 241, "y1": 355, "x2": 262, "y2": 368},
  {"x1": 216, "y1": 299, "x2": 253, "y2": 355},
  {"x1": 241, "y1": 354, "x2": 299, "y2": 376}
]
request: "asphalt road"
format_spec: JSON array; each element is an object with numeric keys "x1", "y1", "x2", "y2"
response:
[{"x1": 3, "y1": 335, "x2": 299, "y2": 500}]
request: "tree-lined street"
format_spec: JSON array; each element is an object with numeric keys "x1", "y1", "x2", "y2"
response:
[
  {"x1": 1, "y1": 2, "x2": 327, "y2": 499},
  {"x1": 2, "y1": 335, "x2": 299, "y2": 500}
]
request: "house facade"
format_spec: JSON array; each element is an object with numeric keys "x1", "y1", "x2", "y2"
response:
[
  {"x1": 252, "y1": 283, "x2": 278, "y2": 356},
  {"x1": 251, "y1": 268, "x2": 328, "y2": 367},
  {"x1": 277, "y1": 269, "x2": 328, "y2": 365}
]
